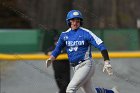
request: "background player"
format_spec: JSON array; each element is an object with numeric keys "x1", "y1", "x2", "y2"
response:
[
  {"x1": 45, "y1": 30, "x2": 70, "y2": 93},
  {"x1": 46, "y1": 10, "x2": 119, "y2": 93}
]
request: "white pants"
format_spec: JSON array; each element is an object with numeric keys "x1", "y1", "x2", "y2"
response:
[{"x1": 66, "y1": 59, "x2": 95, "y2": 93}]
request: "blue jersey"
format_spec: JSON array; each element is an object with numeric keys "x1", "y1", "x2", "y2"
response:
[{"x1": 52, "y1": 27, "x2": 107, "y2": 63}]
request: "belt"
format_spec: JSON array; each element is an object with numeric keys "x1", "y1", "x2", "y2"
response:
[{"x1": 70, "y1": 60, "x2": 85, "y2": 67}]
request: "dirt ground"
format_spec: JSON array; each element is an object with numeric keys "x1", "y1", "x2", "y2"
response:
[{"x1": 1, "y1": 58, "x2": 140, "y2": 93}]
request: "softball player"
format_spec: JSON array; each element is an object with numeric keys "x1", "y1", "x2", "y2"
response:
[{"x1": 46, "y1": 10, "x2": 119, "y2": 93}]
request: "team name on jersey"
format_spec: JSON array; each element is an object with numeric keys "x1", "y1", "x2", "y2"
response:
[{"x1": 66, "y1": 41, "x2": 84, "y2": 46}]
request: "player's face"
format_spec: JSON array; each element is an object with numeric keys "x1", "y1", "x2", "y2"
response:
[{"x1": 70, "y1": 18, "x2": 80, "y2": 30}]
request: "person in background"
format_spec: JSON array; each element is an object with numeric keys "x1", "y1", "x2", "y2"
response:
[{"x1": 45, "y1": 30, "x2": 70, "y2": 93}]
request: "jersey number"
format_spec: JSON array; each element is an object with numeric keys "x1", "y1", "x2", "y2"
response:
[{"x1": 69, "y1": 47, "x2": 78, "y2": 52}]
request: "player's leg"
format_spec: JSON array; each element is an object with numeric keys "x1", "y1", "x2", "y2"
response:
[
  {"x1": 81, "y1": 78, "x2": 95, "y2": 93},
  {"x1": 80, "y1": 60, "x2": 96, "y2": 93},
  {"x1": 81, "y1": 79, "x2": 119, "y2": 93},
  {"x1": 59, "y1": 61, "x2": 70, "y2": 93},
  {"x1": 66, "y1": 59, "x2": 95, "y2": 93},
  {"x1": 53, "y1": 60, "x2": 70, "y2": 93},
  {"x1": 81, "y1": 77, "x2": 119, "y2": 93},
  {"x1": 76, "y1": 61, "x2": 119, "y2": 93}
]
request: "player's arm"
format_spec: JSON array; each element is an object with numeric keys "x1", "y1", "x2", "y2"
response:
[
  {"x1": 97, "y1": 43, "x2": 110, "y2": 61},
  {"x1": 46, "y1": 33, "x2": 65, "y2": 67},
  {"x1": 99, "y1": 44, "x2": 113, "y2": 76},
  {"x1": 87, "y1": 32, "x2": 113, "y2": 75}
]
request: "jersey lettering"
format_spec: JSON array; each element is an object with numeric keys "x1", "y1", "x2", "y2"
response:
[{"x1": 66, "y1": 41, "x2": 84, "y2": 46}]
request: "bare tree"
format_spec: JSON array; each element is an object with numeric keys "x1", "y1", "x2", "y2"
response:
[
  {"x1": 16, "y1": 0, "x2": 73, "y2": 30},
  {"x1": 1, "y1": 0, "x2": 140, "y2": 28}
]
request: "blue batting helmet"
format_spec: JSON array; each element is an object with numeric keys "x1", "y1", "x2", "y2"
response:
[{"x1": 66, "y1": 10, "x2": 83, "y2": 26}]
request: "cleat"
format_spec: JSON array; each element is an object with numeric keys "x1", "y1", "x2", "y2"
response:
[{"x1": 111, "y1": 86, "x2": 120, "y2": 93}]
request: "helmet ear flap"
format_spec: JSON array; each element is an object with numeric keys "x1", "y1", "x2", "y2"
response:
[
  {"x1": 68, "y1": 22, "x2": 71, "y2": 27},
  {"x1": 80, "y1": 21, "x2": 83, "y2": 26},
  {"x1": 66, "y1": 20, "x2": 71, "y2": 27}
]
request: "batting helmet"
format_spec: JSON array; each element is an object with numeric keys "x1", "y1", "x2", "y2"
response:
[{"x1": 66, "y1": 10, "x2": 83, "y2": 26}]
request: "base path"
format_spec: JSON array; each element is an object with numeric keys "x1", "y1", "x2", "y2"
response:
[{"x1": 1, "y1": 58, "x2": 140, "y2": 93}]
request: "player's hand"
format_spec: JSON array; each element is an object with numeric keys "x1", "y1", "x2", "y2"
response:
[
  {"x1": 46, "y1": 58, "x2": 52, "y2": 68},
  {"x1": 103, "y1": 61, "x2": 113, "y2": 76},
  {"x1": 45, "y1": 56, "x2": 55, "y2": 68}
]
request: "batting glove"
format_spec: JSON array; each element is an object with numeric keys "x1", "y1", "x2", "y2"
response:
[
  {"x1": 46, "y1": 58, "x2": 52, "y2": 68},
  {"x1": 103, "y1": 61, "x2": 113, "y2": 76}
]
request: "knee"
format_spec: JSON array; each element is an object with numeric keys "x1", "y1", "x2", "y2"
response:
[{"x1": 66, "y1": 87, "x2": 76, "y2": 93}]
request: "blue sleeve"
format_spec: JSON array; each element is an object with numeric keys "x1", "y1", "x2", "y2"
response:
[
  {"x1": 97, "y1": 43, "x2": 107, "y2": 51},
  {"x1": 51, "y1": 33, "x2": 65, "y2": 58}
]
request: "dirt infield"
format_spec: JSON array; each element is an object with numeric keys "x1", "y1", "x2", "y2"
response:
[{"x1": 1, "y1": 58, "x2": 140, "y2": 93}]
